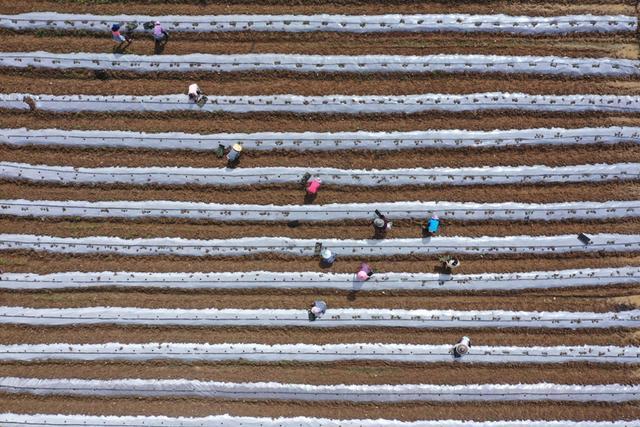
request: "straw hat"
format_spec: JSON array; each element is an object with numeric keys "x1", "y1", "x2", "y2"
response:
[{"x1": 232, "y1": 143, "x2": 243, "y2": 152}]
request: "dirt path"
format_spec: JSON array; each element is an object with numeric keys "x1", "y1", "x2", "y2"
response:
[
  {"x1": 3, "y1": 217, "x2": 638, "y2": 240},
  {"x1": 0, "y1": 325, "x2": 633, "y2": 346},
  {"x1": 4, "y1": 70, "x2": 640, "y2": 97},
  {"x1": 0, "y1": 0, "x2": 633, "y2": 16},
  {"x1": 3, "y1": 142, "x2": 639, "y2": 169},
  {"x1": 3, "y1": 112, "x2": 640, "y2": 134},
  {"x1": 4, "y1": 396, "x2": 639, "y2": 422},
  {"x1": 2, "y1": 286, "x2": 637, "y2": 311},
  {"x1": 3, "y1": 181, "x2": 639, "y2": 205},
  {"x1": 0, "y1": 361, "x2": 631, "y2": 385},
  {"x1": 3, "y1": 32, "x2": 635, "y2": 58},
  {"x1": 2, "y1": 251, "x2": 639, "y2": 275}
]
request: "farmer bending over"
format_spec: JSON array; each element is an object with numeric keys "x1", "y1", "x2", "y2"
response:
[{"x1": 111, "y1": 24, "x2": 132, "y2": 51}]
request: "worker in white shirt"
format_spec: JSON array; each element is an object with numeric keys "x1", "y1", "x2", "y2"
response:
[
  {"x1": 188, "y1": 83, "x2": 204, "y2": 104},
  {"x1": 453, "y1": 336, "x2": 471, "y2": 358}
]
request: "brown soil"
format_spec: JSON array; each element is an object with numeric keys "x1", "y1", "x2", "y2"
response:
[
  {"x1": 2, "y1": 217, "x2": 638, "y2": 240},
  {"x1": 2, "y1": 181, "x2": 638, "y2": 205},
  {"x1": 2, "y1": 396, "x2": 640, "y2": 422},
  {"x1": 2, "y1": 142, "x2": 639, "y2": 169},
  {"x1": 3, "y1": 32, "x2": 635, "y2": 58},
  {"x1": 2, "y1": 252, "x2": 638, "y2": 275},
  {"x1": 0, "y1": 0, "x2": 633, "y2": 16},
  {"x1": 0, "y1": 361, "x2": 631, "y2": 385},
  {"x1": 2, "y1": 111, "x2": 640, "y2": 134},
  {"x1": 0, "y1": 325, "x2": 633, "y2": 346},
  {"x1": 3, "y1": 69, "x2": 640, "y2": 96},
  {"x1": 3, "y1": 285, "x2": 638, "y2": 311},
  {"x1": 1, "y1": 0, "x2": 639, "y2": 422}
]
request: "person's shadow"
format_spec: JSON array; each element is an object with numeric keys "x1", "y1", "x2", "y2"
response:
[
  {"x1": 154, "y1": 40, "x2": 167, "y2": 54},
  {"x1": 347, "y1": 274, "x2": 366, "y2": 301}
]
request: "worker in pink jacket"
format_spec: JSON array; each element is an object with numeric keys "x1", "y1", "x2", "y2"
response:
[
  {"x1": 306, "y1": 178, "x2": 321, "y2": 195},
  {"x1": 356, "y1": 262, "x2": 373, "y2": 281}
]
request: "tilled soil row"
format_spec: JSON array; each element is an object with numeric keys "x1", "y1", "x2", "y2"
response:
[
  {"x1": 3, "y1": 217, "x2": 638, "y2": 240},
  {"x1": 0, "y1": 361, "x2": 631, "y2": 385},
  {"x1": 3, "y1": 69, "x2": 640, "y2": 96},
  {"x1": 0, "y1": 325, "x2": 634, "y2": 346},
  {"x1": 1, "y1": 0, "x2": 634, "y2": 16},
  {"x1": 3, "y1": 32, "x2": 635, "y2": 58},
  {"x1": 3, "y1": 142, "x2": 639, "y2": 169},
  {"x1": 3, "y1": 252, "x2": 639, "y2": 275},
  {"x1": 3, "y1": 111, "x2": 640, "y2": 134},
  {"x1": 3, "y1": 396, "x2": 638, "y2": 422},
  {"x1": 3, "y1": 181, "x2": 638, "y2": 205},
  {"x1": 3, "y1": 285, "x2": 638, "y2": 311}
]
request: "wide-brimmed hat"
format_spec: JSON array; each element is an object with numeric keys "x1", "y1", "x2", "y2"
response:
[
  {"x1": 321, "y1": 249, "x2": 333, "y2": 259},
  {"x1": 356, "y1": 270, "x2": 369, "y2": 281},
  {"x1": 232, "y1": 143, "x2": 243, "y2": 152},
  {"x1": 373, "y1": 218, "x2": 385, "y2": 228}
]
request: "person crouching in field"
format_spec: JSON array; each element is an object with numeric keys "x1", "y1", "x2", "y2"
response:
[
  {"x1": 152, "y1": 21, "x2": 169, "y2": 53},
  {"x1": 188, "y1": 83, "x2": 208, "y2": 106},
  {"x1": 308, "y1": 300, "x2": 327, "y2": 321},
  {"x1": 111, "y1": 24, "x2": 132, "y2": 52}
]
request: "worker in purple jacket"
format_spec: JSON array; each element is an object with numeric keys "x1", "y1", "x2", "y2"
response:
[{"x1": 152, "y1": 21, "x2": 169, "y2": 51}]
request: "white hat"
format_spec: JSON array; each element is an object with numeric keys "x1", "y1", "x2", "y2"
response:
[
  {"x1": 321, "y1": 249, "x2": 333, "y2": 259},
  {"x1": 373, "y1": 218, "x2": 385, "y2": 228},
  {"x1": 155, "y1": 21, "x2": 161, "y2": 25},
  {"x1": 431, "y1": 213, "x2": 439, "y2": 220}
]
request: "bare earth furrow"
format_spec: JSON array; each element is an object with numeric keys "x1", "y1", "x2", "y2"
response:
[
  {"x1": 0, "y1": 396, "x2": 638, "y2": 421},
  {"x1": 1, "y1": 286, "x2": 637, "y2": 311},
  {"x1": 2, "y1": 71, "x2": 640, "y2": 96},
  {"x1": 2, "y1": 112, "x2": 640, "y2": 134},
  {"x1": 0, "y1": 361, "x2": 631, "y2": 385},
  {"x1": 1, "y1": 33, "x2": 635, "y2": 58},
  {"x1": 3, "y1": 252, "x2": 638, "y2": 275},
  {"x1": 2, "y1": 218, "x2": 638, "y2": 240},
  {"x1": 0, "y1": 325, "x2": 634, "y2": 346},
  {"x1": 2, "y1": 143, "x2": 638, "y2": 169},
  {"x1": 2, "y1": 181, "x2": 638, "y2": 204}
]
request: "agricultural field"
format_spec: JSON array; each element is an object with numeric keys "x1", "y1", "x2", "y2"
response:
[{"x1": 0, "y1": 0, "x2": 639, "y2": 425}]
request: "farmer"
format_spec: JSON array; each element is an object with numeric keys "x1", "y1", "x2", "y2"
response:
[
  {"x1": 111, "y1": 24, "x2": 132, "y2": 51},
  {"x1": 320, "y1": 248, "x2": 336, "y2": 267},
  {"x1": 439, "y1": 255, "x2": 460, "y2": 273},
  {"x1": 226, "y1": 143, "x2": 243, "y2": 167},
  {"x1": 188, "y1": 83, "x2": 204, "y2": 103},
  {"x1": 308, "y1": 300, "x2": 327, "y2": 321},
  {"x1": 152, "y1": 21, "x2": 169, "y2": 49},
  {"x1": 424, "y1": 213, "x2": 440, "y2": 236},
  {"x1": 356, "y1": 262, "x2": 373, "y2": 281},
  {"x1": 306, "y1": 178, "x2": 321, "y2": 196},
  {"x1": 372, "y1": 209, "x2": 392, "y2": 238},
  {"x1": 453, "y1": 336, "x2": 471, "y2": 358}
]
